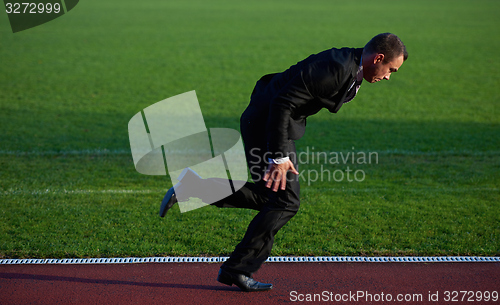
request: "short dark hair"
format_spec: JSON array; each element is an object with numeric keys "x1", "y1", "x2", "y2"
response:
[{"x1": 364, "y1": 33, "x2": 408, "y2": 62}]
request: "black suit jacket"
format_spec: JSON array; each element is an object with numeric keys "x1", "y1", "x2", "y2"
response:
[{"x1": 243, "y1": 47, "x2": 363, "y2": 159}]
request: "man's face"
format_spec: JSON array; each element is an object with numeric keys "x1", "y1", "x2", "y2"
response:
[{"x1": 363, "y1": 53, "x2": 404, "y2": 83}]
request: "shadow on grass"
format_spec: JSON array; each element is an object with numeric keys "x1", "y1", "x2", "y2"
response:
[{"x1": 1, "y1": 110, "x2": 498, "y2": 153}]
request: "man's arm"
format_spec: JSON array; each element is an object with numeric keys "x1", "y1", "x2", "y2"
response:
[
  {"x1": 263, "y1": 73, "x2": 312, "y2": 191},
  {"x1": 265, "y1": 73, "x2": 312, "y2": 159},
  {"x1": 263, "y1": 60, "x2": 349, "y2": 191}
]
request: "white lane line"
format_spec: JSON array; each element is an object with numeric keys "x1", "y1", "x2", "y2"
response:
[{"x1": 0, "y1": 256, "x2": 498, "y2": 265}]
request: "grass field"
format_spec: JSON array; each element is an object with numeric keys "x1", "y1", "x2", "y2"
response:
[{"x1": 1, "y1": 0, "x2": 499, "y2": 258}]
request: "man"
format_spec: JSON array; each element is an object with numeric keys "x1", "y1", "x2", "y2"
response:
[{"x1": 160, "y1": 33, "x2": 408, "y2": 292}]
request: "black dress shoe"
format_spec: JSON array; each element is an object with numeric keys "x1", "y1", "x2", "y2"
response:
[
  {"x1": 159, "y1": 187, "x2": 177, "y2": 217},
  {"x1": 217, "y1": 268, "x2": 273, "y2": 292},
  {"x1": 159, "y1": 168, "x2": 204, "y2": 217}
]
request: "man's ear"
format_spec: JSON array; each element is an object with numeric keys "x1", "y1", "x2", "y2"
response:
[{"x1": 374, "y1": 53, "x2": 385, "y2": 64}]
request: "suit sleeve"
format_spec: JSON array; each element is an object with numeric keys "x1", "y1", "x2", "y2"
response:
[
  {"x1": 265, "y1": 61, "x2": 349, "y2": 159},
  {"x1": 266, "y1": 73, "x2": 312, "y2": 159},
  {"x1": 302, "y1": 60, "x2": 346, "y2": 99},
  {"x1": 308, "y1": 60, "x2": 354, "y2": 114}
]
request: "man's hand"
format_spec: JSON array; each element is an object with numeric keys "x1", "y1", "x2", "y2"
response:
[{"x1": 262, "y1": 160, "x2": 299, "y2": 192}]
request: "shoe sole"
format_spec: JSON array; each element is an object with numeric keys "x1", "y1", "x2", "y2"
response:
[
  {"x1": 159, "y1": 188, "x2": 176, "y2": 217},
  {"x1": 217, "y1": 272, "x2": 272, "y2": 292}
]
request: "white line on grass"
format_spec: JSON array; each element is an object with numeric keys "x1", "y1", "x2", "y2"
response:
[
  {"x1": 2, "y1": 187, "x2": 498, "y2": 196},
  {"x1": 0, "y1": 149, "x2": 498, "y2": 156},
  {"x1": 303, "y1": 187, "x2": 499, "y2": 193},
  {"x1": 0, "y1": 149, "x2": 131, "y2": 155},
  {"x1": 1, "y1": 189, "x2": 164, "y2": 195}
]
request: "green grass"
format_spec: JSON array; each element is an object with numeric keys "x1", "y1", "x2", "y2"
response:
[
  {"x1": 1, "y1": 153, "x2": 498, "y2": 257},
  {"x1": 1, "y1": 0, "x2": 499, "y2": 258}
]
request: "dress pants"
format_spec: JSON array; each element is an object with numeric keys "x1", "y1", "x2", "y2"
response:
[{"x1": 209, "y1": 108, "x2": 301, "y2": 277}]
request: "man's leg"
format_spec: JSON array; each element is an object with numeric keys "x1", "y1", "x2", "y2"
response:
[
  {"x1": 210, "y1": 180, "x2": 267, "y2": 211},
  {"x1": 160, "y1": 110, "x2": 269, "y2": 215},
  {"x1": 220, "y1": 140, "x2": 300, "y2": 277},
  {"x1": 160, "y1": 168, "x2": 269, "y2": 215}
]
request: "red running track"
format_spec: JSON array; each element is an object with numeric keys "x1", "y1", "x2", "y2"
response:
[{"x1": 1, "y1": 262, "x2": 499, "y2": 304}]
